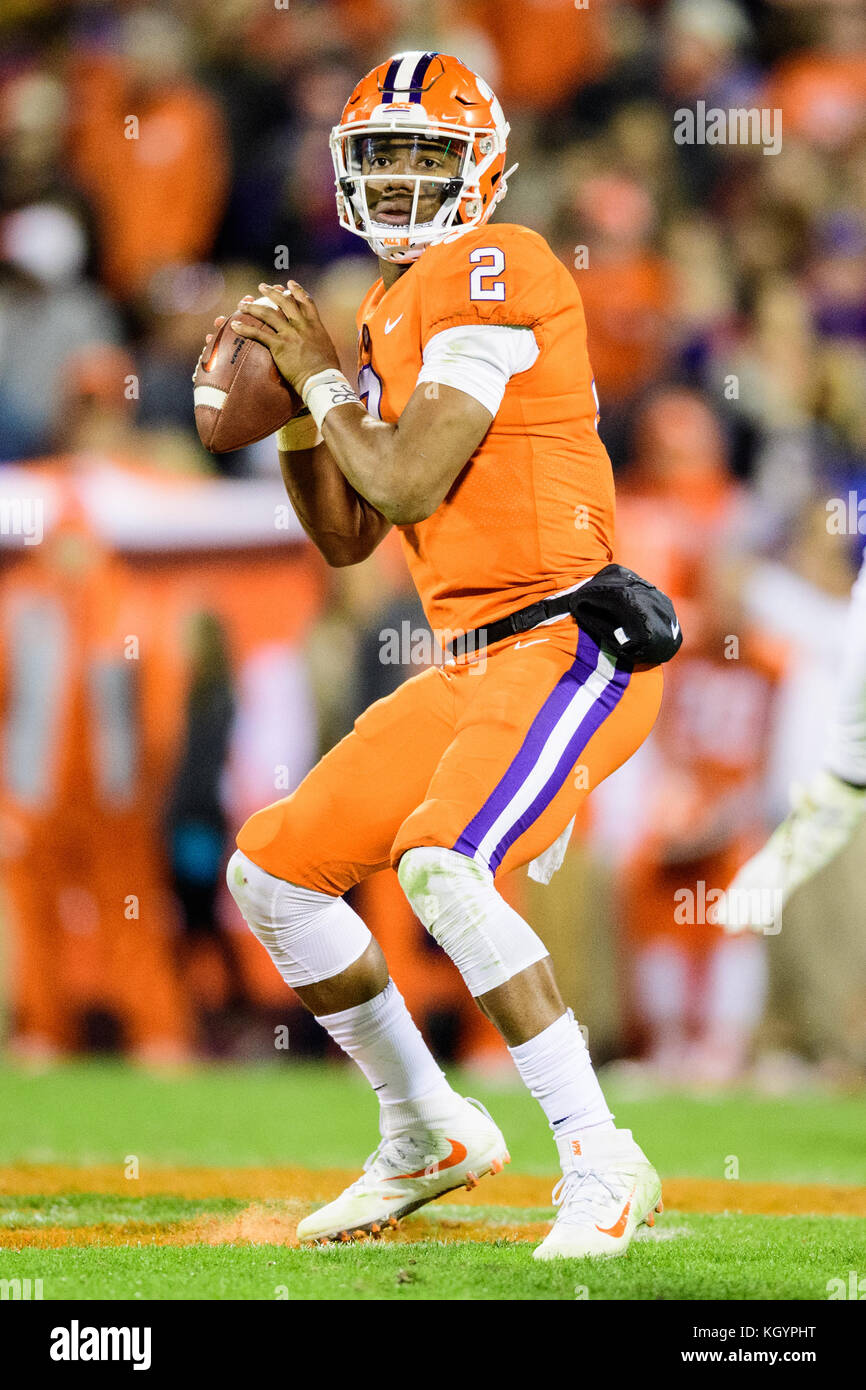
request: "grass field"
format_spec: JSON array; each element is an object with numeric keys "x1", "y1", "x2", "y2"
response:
[{"x1": 1, "y1": 1060, "x2": 864, "y2": 1301}]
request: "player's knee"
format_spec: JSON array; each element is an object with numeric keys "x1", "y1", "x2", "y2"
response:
[
  {"x1": 226, "y1": 849, "x2": 370, "y2": 988},
  {"x1": 226, "y1": 847, "x2": 270, "y2": 921},
  {"x1": 397, "y1": 845, "x2": 489, "y2": 926},
  {"x1": 397, "y1": 845, "x2": 547, "y2": 995}
]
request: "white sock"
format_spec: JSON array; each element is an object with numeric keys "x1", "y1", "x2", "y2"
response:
[
  {"x1": 825, "y1": 552, "x2": 866, "y2": 786},
  {"x1": 316, "y1": 980, "x2": 461, "y2": 1137},
  {"x1": 508, "y1": 1010, "x2": 615, "y2": 1146}
]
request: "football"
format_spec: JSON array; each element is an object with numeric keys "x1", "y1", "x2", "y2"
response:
[{"x1": 193, "y1": 296, "x2": 302, "y2": 452}]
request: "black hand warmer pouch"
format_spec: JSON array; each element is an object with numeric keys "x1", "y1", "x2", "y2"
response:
[{"x1": 569, "y1": 564, "x2": 683, "y2": 668}]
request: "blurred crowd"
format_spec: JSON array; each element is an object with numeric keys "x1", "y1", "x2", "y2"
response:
[{"x1": 0, "y1": 0, "x2": 864, "y2": 1084}]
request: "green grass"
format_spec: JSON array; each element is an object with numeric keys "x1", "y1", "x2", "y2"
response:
[
  {"x1": 0, "y1": 1194, "x2": 245, "y2": 1229},
  {"x1": 1, "y1": 1059, "x2": 864, "y2": 1300},
  {"x1": 2, "y1": 1211, "x2": 865, "y2": 1300},
  {"x1": 0, "y1": 1060, "x2": 864, "y2": 1183}
]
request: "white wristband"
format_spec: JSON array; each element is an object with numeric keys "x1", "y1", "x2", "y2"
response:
[
  {"x1": 276, "y1": 409, "x2": 322, "y2": 451},
  {"x1": 302, "y1": 368, "x2": 362, "y2": 431}
]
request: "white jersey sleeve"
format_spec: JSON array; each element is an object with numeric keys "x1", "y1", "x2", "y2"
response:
[{"x1": 415, "y1": 323, "x2": 539, "y2": 418}]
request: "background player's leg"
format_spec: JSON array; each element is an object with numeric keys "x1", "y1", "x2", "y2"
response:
[{"x1": 722, "y1": 551, "x2": 866, "y2": 929}]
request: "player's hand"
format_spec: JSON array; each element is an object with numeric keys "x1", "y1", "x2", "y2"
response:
[{"x1": 229, "y1": 282, "x2": 341, "y2": 395}]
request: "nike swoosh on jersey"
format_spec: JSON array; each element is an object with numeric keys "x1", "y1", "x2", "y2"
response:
[
  {"x1": 514, "y1": 638, "x2": 550, "y2": 649},
  {"x1": 384, "y1": 1138, "x2": 467, "y2": 1180},
  {"x1": 384, "y1": 315, "x2": 404, "y2": 334}
]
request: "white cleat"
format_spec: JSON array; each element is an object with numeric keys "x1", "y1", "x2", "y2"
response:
[
  {"x1": 297, "y1": 1096, "x2": 509, "y2": 1244},
  {"x1": 533, "y1": 1129, "x2": 662, "y2": 1261},
  {"x1": 717, "y1": 770, "x2": 866, "y2": 933}
]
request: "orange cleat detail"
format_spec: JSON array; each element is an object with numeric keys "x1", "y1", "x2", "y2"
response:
[
  {"x1": 646, "y1": 1212, "x2": 655, "y2": 1227},
  {"x1": 387, "y1": 1216, "x2": 398, "y2": 1229},
  {"x1": 655, "y1": 1200, "x2": 664, "y2": 1214},
  {"x1": 370, "y1": 1223, "x2": 381, "y2": 1234},
  {"x1": 340, "y1": 1230, "x2": 351, "y2": 1242},
  {"x1": 490, "y1": 1157, "x2": 503, "y2": 1174},
  {"x1": 465, "y1": 1170, "x2": 479, "y2": 1190},
  {"x1": 594, "y1": 1190, "x2": 634, "y2": 1240}
]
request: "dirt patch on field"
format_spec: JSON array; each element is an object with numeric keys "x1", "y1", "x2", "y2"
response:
[
  {"x1": 0, "y1": 1200, "x2": 554, "y2": 1251},
  {"x1": 1, "y1": 1162, "x2": 864, "y2": 1252},
  {"x1": 192, "y1": 1203, "x2": 553, "y2": 1249}
]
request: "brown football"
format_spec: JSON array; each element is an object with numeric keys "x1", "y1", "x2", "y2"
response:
[{"x1": 193, "y1": 297, "x2": 302, "y2": 452}]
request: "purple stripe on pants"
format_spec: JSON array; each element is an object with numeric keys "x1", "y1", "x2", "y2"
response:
[{"x1": 452, "y1": 628, "x2": 630, "y2": 872}]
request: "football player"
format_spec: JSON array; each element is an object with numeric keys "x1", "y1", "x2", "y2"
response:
[
  {"x1": 219, "y1": 52, "x2": 669, "y2": 1258},
  {"x1": 720, "y1": 548, "x2": 866, "y2": 932}
]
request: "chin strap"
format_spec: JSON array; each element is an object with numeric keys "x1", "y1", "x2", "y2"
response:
[
  {"x1": 372, "y1": 160, "x2": 519, "y2": 263},
  {"x1": 498, "y1": 162, "x2": 519, "y2": 199}
]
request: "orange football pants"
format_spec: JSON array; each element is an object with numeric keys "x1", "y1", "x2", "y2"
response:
[{"x1": 237, "y1": 621, "x2": 663, "y2": 894}]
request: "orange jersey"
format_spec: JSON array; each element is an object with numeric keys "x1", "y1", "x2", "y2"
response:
[{"x1": 355, "y1": 223, "x2": 615, "y2": 637}]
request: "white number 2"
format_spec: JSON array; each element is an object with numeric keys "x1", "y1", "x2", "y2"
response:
[{"x1": 469, "y1": 247, "x2": 506, "y2": 301}]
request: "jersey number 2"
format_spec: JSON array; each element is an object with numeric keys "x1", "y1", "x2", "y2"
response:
[{"x1": 469, "y1": 247, "x2": 506, "y2": 301}]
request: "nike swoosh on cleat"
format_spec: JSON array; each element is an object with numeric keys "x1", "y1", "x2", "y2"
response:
[
  {"x1": 384, "y1": 1138, "x2": 467, "y2": 1181},
  {"x1": 595, "y1": 1186, "x2": 636, "y2": 1239}
]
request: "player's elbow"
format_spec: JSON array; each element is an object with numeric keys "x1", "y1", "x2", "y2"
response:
[
  {"x1": 380, "y1": 503, "x2": 427, "y2": 526},
  {"x1": 378, "y1": 486, "x2": 437, "y2": 526},
  {"x1": 321, "y1": 546, "x2": 359, "y2": 568},
  {"x1": 317, "y1": 538, "x2": 371, "y2": 567},
  {"x1": 313, "y1": 525, "x2": 386, "y2": 567}
]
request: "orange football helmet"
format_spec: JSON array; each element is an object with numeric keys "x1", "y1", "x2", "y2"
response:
[{"x1": 330, "y1": 52, "x2": 515, "y2": 263}]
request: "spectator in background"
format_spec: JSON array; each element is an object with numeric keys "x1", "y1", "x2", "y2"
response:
[
  {"x1": 596, "y1": 389, "x2": 771, "y2": 1085},
  {"x1": 276, "y1": 54, "x2": 368, "y2": 270},
  {"x1": 661, "y1": 0, "x2": 760, "y2": 204},
  {"x1": 134, "y1": 261, "x2": 255, "y2": 471},
  {"x1": 0, "y1": 203, "x2": 120, "y2": 460},
  {"x1": 57, "y1": 341, "x2": 209, "y2": 476},
  {"x1": 166, "y1": 611, "x2": 247, "y2": 1041},
  {"x1": 764, "y1": 2, "x2": 866, "y2": 154},
  {"x1": 0, "y1": 63, "x2": 120, "y2": 460},
  {"x1": 464, "y1": 0, "x2": 609, "y2": 116},
  {"x1": 67, "y1": 9, "x2": 230, "y2": 299},
  {"x1": 564, "y1": 172, "x2": 674, "y2": 460}
]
